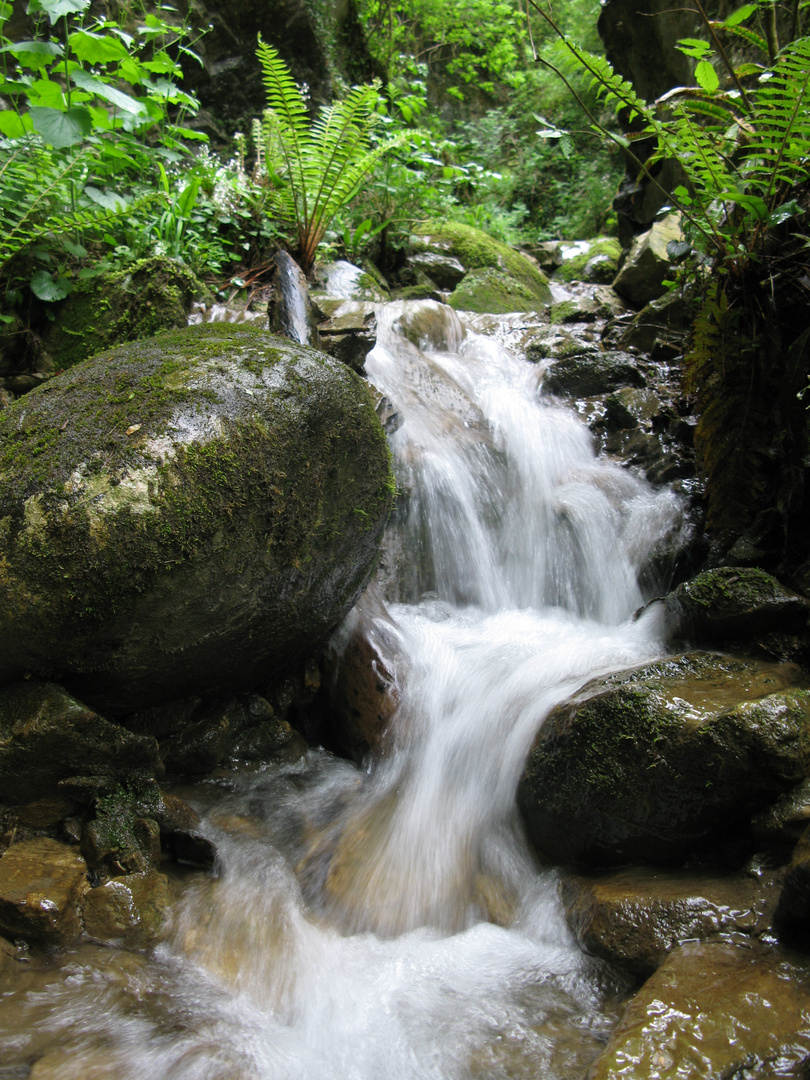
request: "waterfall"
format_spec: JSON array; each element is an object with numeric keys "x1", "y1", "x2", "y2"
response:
[{"x1": 0, "y1": 300, "x2": 684, "y2": 1079}]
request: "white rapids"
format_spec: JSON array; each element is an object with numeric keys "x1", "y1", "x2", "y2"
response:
[{"x1": 0, "y1": 300, "x2": 685, "y2": 1080}]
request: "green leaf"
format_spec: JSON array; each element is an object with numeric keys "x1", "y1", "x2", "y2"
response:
[
  {"x1": 0, "y1": 110, "x2": 33, "y2": 137},
  {"x1": 83, "y1": 185, "x2": 126, "y2": 211},
  {"x1": 30, "y1": 269, "x2": 71, "y2": 301},
  {"x1": 176, "y1": 175, "x2": 200, "y2": 218},
  {"x1": 70, "y1": 68, "x2": 147, "y2": 115},
  {"x1": 68, "y1": 30, "x2": 128, "y2": 64},
  {"x1": 26, "y1": 76, "x2": 65, "y2": 109},
  {"x1": 61, "y1": 238, "x2": 86, "y2": 256},
  {"x1": 769, "y1": 200, "x2": 804, "y2": 226},
  {"x1": 26, "y1": 0, "x2": 89, "y2": 24},
  {"x1": 677, "y1": 38, "x2": 713, "y2": 59},
  {"x1": 719, "y1": 191, "x2": 769, "y2": 220},
  {"x1": 0, "y1": 2, "x2": 13, "y2": 18},
  {"x1": 29, "y1": 105, "x2": 91, "y2": 147},
  {"x1": 0, "y1": 39, "x2": 63, "y2": 71},
  {"x1": 695, "y1": 60, "x2": 720, "y2": 92},
  {"x1": 721, "y1": 3, "x2": 757, "y2": 27}
]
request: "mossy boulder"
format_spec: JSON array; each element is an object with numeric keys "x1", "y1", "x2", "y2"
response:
[
  {"x1": 447, "y1": 267, "x2": 547, "y2": 314},
  {"x1": 517, "y1": 652, "x2": 810, "y2": 867},
  {"x1": 0, "y1": 323, "x2": 394, "y2": 714},
  {"x1": 665, "y1": 566, "x2": 810, "y2": 647},
  {"x1": 42, "y1": 256, "x2": 204, "y2": 371},
  {"x1": 553, "y1": 237, "x2": 622, "y2": 283},
  {"x1": 411, "y1": 221, "x2": 552, "y2": 307}
]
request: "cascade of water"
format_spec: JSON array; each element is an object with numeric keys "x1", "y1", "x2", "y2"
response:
[{"x1": 0, "y1": 300, "x2": 685, "y2": 1080}]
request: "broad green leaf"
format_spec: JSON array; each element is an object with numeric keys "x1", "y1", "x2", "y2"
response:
[
  {"x1": 26, "y1": 76, "x2": 65, "y2": 109},
  {"x1": 115, "y1": 56, "x2": 147, "y2": 86},
  {"x1": 769, "y1": 200, "x2": 803, "y2": 226},
  {"x1": 1, "y1": 39, "x2": 63, "y2": 71},
  {"x1": 0, "y1": 2, "x2": 13, "y2": 18},
  {"x1": 61, "y1": 238, "x2": 87, "y2": 257},
  {"x1": 30, "y1": 269, "x2": 72, "y2": 301},
  {"x1": 29, "y1": 104, "x2": 91, "y2": 147},
  {"x1": 0, "y1": 110, "x2": 32, "y2": 137},
  {"x1": 695, "y1": 60, "x2": 720, "y2": 92},
  {"x1": 83, "y1": 185, "x2": 126, "y2": 210},
  {"x1": 71, "y1": 69, "x2": 147, "y2": 115},
  {"x1": 676, "y1": 38, "x2": 713, "y2": 58},
  {"x1": 176, "y1": 175, "x2": 200, "y2": 218},
  {"x1": 26, "y1": 0, "x2": 88, "y2": 24},
  {"x1": 68, "y1": 30, "x2": 128, "y2": 64},
  {"x1": 141, "y1": 51, "x2": 182, "y2": 76},
  {"x1": 164, "y1": 124, "x2": 207, "y2": 141},
  {"x1": 720, "y1": 191, "x2": 768, "y2": 220},
  {"x1": 721, "y1": 3, "x2": 757, "y2": 26}
]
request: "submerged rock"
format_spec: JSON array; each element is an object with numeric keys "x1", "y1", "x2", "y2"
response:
[
  {"x1": 0, "y1": 323, "x2": 394, "y2": 713},
  {"x1": 0, "y1": 837, "x2": 88, "y2": 945},
  {"x1": 588, "y1": 940, "x2": 810, "y2": 1079},
  {"x1": 518, "y1": 652, "x2": 810, "y2": 866}
]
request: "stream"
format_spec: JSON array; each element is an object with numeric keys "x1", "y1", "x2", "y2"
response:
[{"x1": 0, "y1": 299, "x2": 685, "y2": 1079}]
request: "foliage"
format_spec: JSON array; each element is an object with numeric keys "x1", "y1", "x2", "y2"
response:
[{"x1": 255, "y1": 37, "x2": 408, "y2": 273}]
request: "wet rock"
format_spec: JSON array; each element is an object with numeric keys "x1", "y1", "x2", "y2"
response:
[
  {"x1": 0, "y1": 682, "x2": 161, "y2": 805},
  {"x1": 518, "y1": 652, "x2": 810, "y2": 866},
  {"x1": 0, "y1": 934, "x2": 15, "y2": 983},
  {"x1": 587, "y1": 939, "x2": 810, "y2": 1079},
  {"x1": 268, "y1": 250, "x2": 321, "y2": 349},
  {"x1": 0, "y1": 837, "x2": 88, "y2": 945},
  {"x1": 318, "y1": 307, "x2": 378, "y2": 372},
  {"x1": 325, "y1": 587, "x2": 401, "y2": 758},
  {"x1": 774, "y1": 824, "x2": 810, "y2": 937},
  {"x1": 165, "y1": 829, "x2": 217, "y2": 869},
  {"x1": 316, "y1": 260, "x2": 389, "y2": 302},
  {"x1": 615, "y1": 289, "x2": 696, "y2": 357},
  {"x1": 410, "y1": 221, "x2": 552, "y2": 306},
  {"x1": 553, "y1": 237, "x2": 622, "y2": 284},
  {"x1": 561, "y1": 867, "x2": 780, "y2": 976},
  {"x1": 665, "y1": 566, "x2": 810, "y2": 648},
  {"x1": 448, "y1": 267, "x2": 550, "y2": 314},
  {"x1": 612, "y1": 214, "x2": 684, "y2": 307},
  {"x1": 408, "y1": 250, "x2": 466, "y2": 289},
  {"x1": 541, "y1": 349, "x2": 646, "y2": 398},
  {"x1": 82, "y1": 871, "x2": 170, "y2": 947},
  {"x1": 753, "y1": 779, "x2": 810, "y2": 851},
  {"x1": 0, "y1": 323, "x2": 394, "y2": 714}
]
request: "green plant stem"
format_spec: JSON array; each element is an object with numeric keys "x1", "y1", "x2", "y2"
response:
[{"x1": 763, "y1": 0, "x2": 780, "y2": 62}]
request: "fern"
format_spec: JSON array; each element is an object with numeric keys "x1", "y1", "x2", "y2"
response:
[
  {"x1": 0, "y1": 137, "x2": 154, "y2": 273},
  {"x1": 256, "y1": 38, "x2": 407, "y2": 272}
]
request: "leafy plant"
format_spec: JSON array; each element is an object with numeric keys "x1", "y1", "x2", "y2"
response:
[{"x1": 255, "y1": 37, "x2": 408, "y2": 273}]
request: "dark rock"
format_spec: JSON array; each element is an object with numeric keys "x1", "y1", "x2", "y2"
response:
[
  {"x1": 0, "y1": 837, "x2": 88, "y2": 945},
  {"x1": 164, "y1": 830, "x2": 217, "y2": 869},
  {"x1": 408, "y1": 251, "x2": 466, "y2": 289},
  {"x1": 318, "y1": 308, "x2": 378, "y2": 372},
  {"x1": 0, "y1": 682, "x2": 161, "y2": 805},
  {"x1": 665, "y1": 566, "x2": 810, "y2": 647},
  {"x1": 0, "y1": 323, "x2": 394, "y2": 713},
  {"x1": 268, "y1": 251, "x2": 321, "y2": 348},
  {"x1": 562, "y1": 866, "x2": 780, "y2": 977},
  {"x1": 615, "y1": 289, "x2": 696, "y2": 355},
  {"x1": 588, "y1": 940, "x2": 810, "y2": 1079},
  {"x1": 612, "y1": 215, "x2": 683, "y2": 307},
  {"x1": 518, "y1": 652, "x2": 810, "y2": 867},
  {"x1": 541, "y1": 349, "x2": 646, "y2": 398},
  {"x1": 775, "y1": 824, "x2": 810, "y2": 936}
]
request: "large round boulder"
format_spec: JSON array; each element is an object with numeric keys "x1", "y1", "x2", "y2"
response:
[
  {"x1": 0, "y1": 323, "x2": 394, "y2": 713},
  {"x1": 517, "y1": 652, "x2": 810, "y2": 866}
]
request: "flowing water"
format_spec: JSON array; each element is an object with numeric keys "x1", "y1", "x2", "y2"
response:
[{"x1": 0, "y1": 300, "x2": 685, "y2": 1079}]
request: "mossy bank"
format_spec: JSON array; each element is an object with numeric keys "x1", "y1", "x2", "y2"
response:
[{"x1": 0, "y1": 322, "x2": 395, "y2": 713}]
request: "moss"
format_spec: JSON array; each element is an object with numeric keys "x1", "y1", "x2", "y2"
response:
[
  {"x1": 679, "y1": 566, "x2": 788, "y2": 611},
  {"x1": 43, "y1": 256, "x2": 205, "y2": 371},
  {"x1": 412, "y1": 220, "x2": 551, "y2": 301},
  {"x1": 448, "y1": 268, "x2": 545, "y2": 314},
  {"x1": 554, "y1": 237, "x2": 622, "y2": 283}
]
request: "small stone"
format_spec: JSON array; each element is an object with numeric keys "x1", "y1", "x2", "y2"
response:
[{"x1": 0, "y1": 837, "x2": 87, "y2": 945}]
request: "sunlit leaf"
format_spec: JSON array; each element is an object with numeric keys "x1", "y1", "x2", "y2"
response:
[{"x1": 695, "y1": 60, "x2": 720, "y2": 92}]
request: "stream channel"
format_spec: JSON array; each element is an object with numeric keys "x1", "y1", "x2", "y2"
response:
[{"x1": 0, "y1": 298, "x2": 685, "y2": 1078}]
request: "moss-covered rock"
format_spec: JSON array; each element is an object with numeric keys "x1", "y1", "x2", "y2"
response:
[
  {"x1": 448, "y1": 267, "x2": 546, "y2": 314},
  {"x1": 0, "y1": 323, "x2": 395, "y2": 713},
  {"x1": 517, "y1": 651, "x2": 810, "y2": 867},
  {"x1": 41, "y1": 256, "x2": 205, "y2": 371},
  {"x1": 553, "y1": 237, "x2": 622, "y2": 283},
  {"x1": 665, "y1": 566, "x2": 810, "y2": 647},
  {"x1": 411, "y1": 221, "x2": 552, "y2": 305}
]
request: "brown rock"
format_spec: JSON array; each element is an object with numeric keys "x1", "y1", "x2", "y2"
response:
[
  {"x1": 588, "y1": 940, "x2": 810, "y2": 1079},
  {"x1": 562, "y1": 867, "x2": 780, "y2": 976},
  {"x1": 0, "y1": 837, "x2": 87, "y2": 944},
  {"x1": 775, "y1": 823, "x2": 810, "y2": 936},
  {"x1": 82, "y1": 871, "x2": 170, "y2": 948}
]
